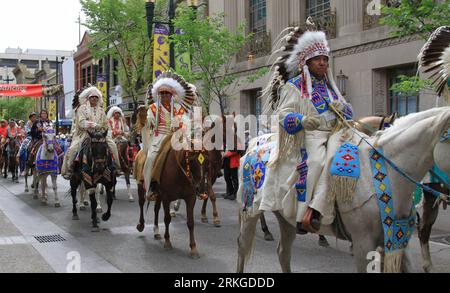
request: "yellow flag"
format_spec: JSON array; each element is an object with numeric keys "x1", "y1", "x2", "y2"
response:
[
  {"x1": 97, "y1": 80, "x2": 108, "y2": 110},
  {"x1": 153, "y1": 24, "x2": 170, "y2": 80},
  {"x1": 49, "y1": 99, "x2": 57, "y2": 121}
]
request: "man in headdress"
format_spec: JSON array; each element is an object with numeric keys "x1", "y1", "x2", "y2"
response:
[
  {"x1": 260, "y1": 24, "x2": 354, "y2": 234},
  {"x1": 107, "y1": 106, "x2": 130, "y2": 142},
  {"x1": 61, "y1": 86, "x2": 121, "y2": 179},
  {"x1": 18, "y1": 113, "x2": 36, "y2": 175},
  {"x1": 142, "y1": 72, "x2": 197, "y2": 199}
]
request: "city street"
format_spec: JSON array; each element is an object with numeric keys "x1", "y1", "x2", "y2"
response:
[{"x1": 0, "y1": 175, "x2": 449, "y2": 273}]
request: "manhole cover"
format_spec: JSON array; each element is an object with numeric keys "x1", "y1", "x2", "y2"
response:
[{"x1": 34, "y1": 234, "x2": 66, "y2": 244}]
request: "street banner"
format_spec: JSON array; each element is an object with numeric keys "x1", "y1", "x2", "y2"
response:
[
  {"x1": 97, "y1": 75, "x2": 108, "y2": 110},
  {"x1": 49, "y1": 98, "x2": 57, "y2": 121},
  {"x1": 0, "y1": 84, "x2": 43, "y2": 97},
  {"x1": 153, "y1": 24, "x2": 170, "y2": 80},
  {"x1": 175, "y1": 29, "x2": 191, "y2": 73}
]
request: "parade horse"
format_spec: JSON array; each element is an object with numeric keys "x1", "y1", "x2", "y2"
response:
[
  {"x1": 70, "y1": 130, "x2": 117, "y2": 232},
  {"x1": 4, "y1": 135, "x2": 20, "y2": 182},
  {"x1": 34, "y1": 128, "x2": 60, "y2": 207},
  {"x1": 236, "y1": 107, "x2": 450, "y2": 273}
]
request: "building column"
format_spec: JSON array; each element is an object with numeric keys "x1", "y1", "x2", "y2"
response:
[{"x1": 334, "y1": 0, "x2": 363, "y2": 37}]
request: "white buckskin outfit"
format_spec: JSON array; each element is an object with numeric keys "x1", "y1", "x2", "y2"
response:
[
  {"x1": 61, "y1": 86, "x2": 121, "y2": 179},
  {"x1": 142, "y1": 72, "x2": 197, "y2": 193},
  {"x1": 107, "y1": 106, "x2": 130, "y2": 143},
  {"x1": 257, "y1": 26, "x2": 354, "y2": 227}
]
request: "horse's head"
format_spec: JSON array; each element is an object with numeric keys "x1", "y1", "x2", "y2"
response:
[
  {"x1": 88, "y1": 130, "x2": 109, "y2": 172},
  {"x1": 43, "y1": 128, "x2": 56, "y2": 153},
  {"x1": 184, "y1": 150, "x2": 211, "y2": 199}
]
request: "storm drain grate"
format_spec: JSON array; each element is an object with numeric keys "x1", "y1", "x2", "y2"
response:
[{"x1": 34, "y1": 234, "x2": 66, "y2": 244}]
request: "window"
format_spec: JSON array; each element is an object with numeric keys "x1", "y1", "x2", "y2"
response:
[
  {"x1": 307, "y1": 0, "x2": 331, "y2": 18},
  {"x1": 82, "y1": 67, "x2": 87, "y2": 87},
  {"x1": 87, "y1": 65, "x2": 92, "y2": 85},
  {"x1": 388, "y1": 66, "x2": 418, "y2": 116},
  {"x1": 249, "y1": 0, "x2": 266, "y2": 33}
]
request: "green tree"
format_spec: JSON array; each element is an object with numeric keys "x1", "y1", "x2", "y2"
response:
[
  {"x1": 380, "y1": 0, "x2": 450, "y2": 94},
  {"x1": 172, "y1": 4, "x2": 267, "y2": 115},
  {"x1": 0, "y1": 98, "x2": 35, "y2": 121},
  {"x1": 80, "y1": 0, "x2": 159, "y2": 110}
]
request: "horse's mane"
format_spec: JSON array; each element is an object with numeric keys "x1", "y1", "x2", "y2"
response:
[{"x1": 377, "y1": 107, "x2": 450, "y2": 146}]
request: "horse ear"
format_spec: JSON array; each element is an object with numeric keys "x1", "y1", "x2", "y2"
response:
[
  {"x1": 88, "y1": 131, "x2": 94, "y2": 138},
  {"x1": 103, "y1": 130, "x2": 108, "y2": 137}
]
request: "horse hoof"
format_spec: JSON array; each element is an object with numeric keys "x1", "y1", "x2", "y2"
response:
[
  {"x1": 164, "y1": 242, "x2": 173, "y2": 250},
  {"x1": 96, "y1": 208, "x2": 103, "y2": 213},
  {"x1": 83, "y1": 201, "x2": 89, "y2": 207},
  {"x1": 213, "y1": 221, "x2": 221, "y2": 228},
  {"x1": 170, "y1": 212, "x2": 177, "y2": 218},
  {"x1": 154, "y1": 234, "x2": 162, "y2": 240},
  {"x1": 319, "y1": 238, "x2": 330, "y2": 247},
  {"x1": 72, "y1": 215, "x2": 80, "y2": 221},
  {"x1": 25, "y1": 188, "x2": 29, "y2": 193},
  {"x1": 189, "y1": 252, "x2": 200, "y2": 259},
  {"x1": 79, "y1": 206, "x2": 86, "y2": 211},
  {"x1": 201, "y1": 217, "x2": 208, "y2": 223},
  {"x1": 101, "y1": 213, "x2": 111, "y2": 222},
  {"x1": 55, "y1": 203, "x2": 61, "y2": 208},
  {"x1": 264, "y1": 233, "x2": 275, "y2": 242},
  {"x1": 129, "y1": 197, "x2": 135, "y2": 203},
  {"x1": 136, "y1": 224, "x2": 145, "y2": 233},
  {"x1": 92, "y1": 227, "x2": 100, "y2": 233}
]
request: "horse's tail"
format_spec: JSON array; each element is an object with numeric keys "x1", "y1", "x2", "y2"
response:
[{"x1": 238, "y1": 207, "x2": 258, "y2": 266}]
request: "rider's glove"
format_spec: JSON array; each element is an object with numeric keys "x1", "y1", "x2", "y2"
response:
[{"x1": 301, "y1": 116, "x2": 321, "y2": 131}]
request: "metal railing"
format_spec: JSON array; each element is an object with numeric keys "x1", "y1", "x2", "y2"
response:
[{"x1": 236, "y1": 31, "x2": 272, "y2": 62}]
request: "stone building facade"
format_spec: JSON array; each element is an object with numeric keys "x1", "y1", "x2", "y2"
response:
[{"x1": 207, "y1": 0, "x2": 440, "y2": 120}]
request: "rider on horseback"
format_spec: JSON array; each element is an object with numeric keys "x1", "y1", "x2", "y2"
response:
[
  {"x1": 107, "y1": 107, "x2": 130, "y2": 142},
  {"x1": 61, "y1": 86, "x2": 121, "y2": 180},
  {"x1": 142, "y1": 71, "x2": 198, "y2": 200},
  {"x1": 259, "y1": 21, "x2": 355, "y2": 234}
]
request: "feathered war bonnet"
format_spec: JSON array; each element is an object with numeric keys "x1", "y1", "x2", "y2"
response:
[
  {"x1": 107, "y1": 106, "x2": 125, "y2": 120},
  {"x1": 262, "y1": 17, "x2": 345, "y2": 111},
  {"x1": 418, "y1": 26, "x2": 450, "y2": 105},
  {"x1": 145, "y1": 71, "x2": 197, "y2": 135}
]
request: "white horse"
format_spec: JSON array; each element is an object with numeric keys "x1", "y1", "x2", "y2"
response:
[
  {"x1": 236, "y1": 107, "x2": 450, "y2": 273},
  {"x1": 34, "y1": 129, "x2": 60, "y2": 207}
]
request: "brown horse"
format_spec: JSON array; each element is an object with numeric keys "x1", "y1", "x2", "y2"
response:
[
  {"x1": 5, "y1": 136, "x2": 20, "y2": 182},
  {"x1": 152, "y1": 146, "x2": 221, "y2": 258}
]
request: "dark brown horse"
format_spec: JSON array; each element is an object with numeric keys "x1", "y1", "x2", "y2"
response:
[
  {"x1": 116, "y1": 139, "x2": 134, "y2": 202},
  {"x1": 418, "y1": 182, "x2": 449, "y2": 272},
  {"x1": 5, "y1": 136, "x2": 20, "y2": 182}
]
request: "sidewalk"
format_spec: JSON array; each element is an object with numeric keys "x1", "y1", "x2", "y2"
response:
[{"x1": 0, "y1": 210, "x2": 54, "y2": 273}]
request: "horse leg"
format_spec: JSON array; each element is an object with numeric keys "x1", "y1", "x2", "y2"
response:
[
  {"x1": 79, "y1": 183, "x2": 88, "y2": 210},
  {"x1": 186, "y1": 198, "x2": 199, "y2": 259},
  {"x1": 260, "y1": 213, "x2": 274, "y2": 241},
  {"x1": 126, "y1": 174, "x2": 134, "y2": 202},
  {"x1": 52, "y1": 175, "x2": 60, "y2": 208},
  {"x1": 90, "y1": 190, "x2": 100, "y2": 232},
  {"x1": 154, "y1": 198, "x2": 162, "y2": 239},
  {"x1": 96, "y1": 185, "x2": 103, "y2": 214},
  {"x1": 101, "y1": 184, "x2": 113, "y2": 222},
  {"x1": 236, "y1": 211, "x2": 259, "y2": 273},
  {"x1": 174, "y1": 199, "x2": 181, "y2": 211},
  {"x1": 24, "y1": 169, "x2": 29, "y2": 192},
  {"x1": 170, "y1": 201, "x2": 177, "y2": 218},
  {"x1": 200, "y1": 199, "x2": 208, "y2": 223},
  {"x1": 419, "y1": 191, "x2": 440, "y2": 273},
  {"x1": 136, "y1": 183, "x2": 146, "y2": 232},
  {"x1": 273, "y1": 211, "x2": 296, "y2": 273},
  {"x1": 163, "y1": 199, "x2": 173, "y2": 250},
  {"x1": 71, "y1": 179, "x2": 80, "y2": 220},
  {"x1": 209, "y1": 189, "x2": 221, "y2": 227},
  {"x1": 352, "y1": 235, "x2": 380, "y2": 273},
  {"x1": 39, "y1": 175, "x2": 47, "y2": 206}
]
